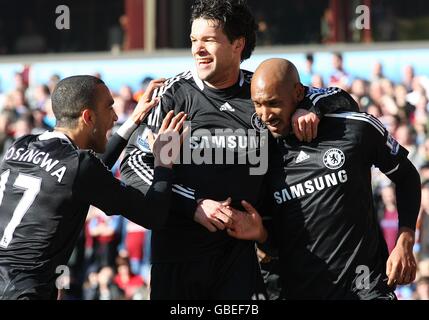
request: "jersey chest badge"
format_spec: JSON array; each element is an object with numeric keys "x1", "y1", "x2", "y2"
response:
[
  {"x1": 323, "y1": 148, "x2": 345, "y2": 170},
  {"x1": 136, "y1": 128, "x2": 153, "y2": 153},
  {"x1": 251, "y1": 113, "x2": 267, "y2": 132}
]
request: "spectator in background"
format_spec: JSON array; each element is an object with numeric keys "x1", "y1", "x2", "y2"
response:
[
  {"x1": 395, "y1": 124, "x2": 420, "y2": 167},
  {"x1": 13, "y1": 72, "x2": 27, "y2": 92},
  {"x1": 367, "y1": 103, "x2": 383, "y2": 118},
  {"x1": 93, "y1": 72, "x2": 102, "y2": 80},
  {"x1": 31, "y1": 84, "x2": 50, "y2": 111},
  {"x1": 402, "y1": 65, "x2": 415, "y2": 93},
  {"x1": 98, "y1": 266, "x2": 124, "y2": 300},
  {"x1": 329, "y1": 52, "x2": 351, "y2": 90},
  {"x1": 0, "y1": 109, "x2": 17, "y2": 157},
  {"x1": 114, "y1": 256, "x2": 145, "y2": 300},
  {"x1": 133, "y1": 77, "x2": 154, "y2": 102},
  {"x1": 113, "y1": 95, "x2": 129, "y2": 126},
  {"x1": 417, "y1": 182, "x2": 429, "y2": 260},
  {"x1": 82, "y1": 266, "x2": 100, "y2": 300},
  {"x1": 118, "y1": 219, "x2": 147, "y2": 277},
  {"x1": 31, "y1": 108, "x2": 51, "y2": 134},
  {"x1": 394, "y1": 84, "x2": 415, "y2": 121},
  {"x1": 88, "y1": 207, "x2": 122, "y2": 270},
  {"x1": 9, "y1": 90, "x2": 28, "y2": 115},
  {"x1": 418, "y1": 140, "x2": 429, "y2": 169},
  {"x1": 119, "y1": 85, "x2": 137, "y2": 116},
  {"x1": 48, "y1": 74, "x2": 61, "y2": 94},
  {"x1": 311, "y1": 74, "x2": 324, "y2": 88},
  {"x1": 12, "y1": 112, "x2": 34, "y2": 140},
  {"x1": 300, "y1": 53, "x2": 314, "y2": 86},
  {"x1": 83, "y1": 266, "x2": 124, "y2": 300},
  {"x1": 420, "y1": 163, "x2": 429, "y2": 182},
  {"x1": 415, "y1": 276, "x2": 429, "y2": 300},
  {"x1": 350, "y1": 79, "x2": 371, "y2": 111},
  {"x1": 369, "y1": 81, "x2": 384, "y2": 109},
  {"x1": 380, "y1": 184, "x2": 399, "y2": 253},
  {"x1": 414, "y1": 95, "x2": 428, "y2": 127},
  {"x1": 372, "y1": 61, "x2": 386, "y2": 82}
]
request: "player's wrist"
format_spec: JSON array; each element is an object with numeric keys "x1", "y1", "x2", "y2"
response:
[
  {"x1": 396, "y1": 227, "x2": 415, "y2": 248},
  {"x1": 116, "y1": 118, "x2": 138, "y2": 140}
]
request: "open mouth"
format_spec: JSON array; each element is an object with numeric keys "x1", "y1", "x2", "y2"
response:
[
  {"x1": 266, "y1": 119, "x2": 280, "y2": 128},
  {"x1": 197, "y1": 58, "x2": 213, "y2": 66}
]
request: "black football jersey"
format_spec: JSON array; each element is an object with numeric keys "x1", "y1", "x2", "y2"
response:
[
  {"x1": 0, "y1": 131, "x2": 172, "y2": 299},
  {"x1": 121, "y1": 70, "x2": 271, "y2": 262},
  {"x1": 268, "y1": 111, "x2": 408, "y2": 299},
  {"x1": 120, "y1": 75, "x2": 359, "y2": 263}
]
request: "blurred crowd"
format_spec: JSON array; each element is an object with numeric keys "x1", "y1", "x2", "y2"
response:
[{"x1": 0, "y1": 52, "x2": 428, "y2": 300}]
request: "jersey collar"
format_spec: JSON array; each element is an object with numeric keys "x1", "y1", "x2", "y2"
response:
[
  {"x1": 38, "y1": 131, "x2": 77, "y2": 148},
  {"x1": 192, "y1": 69, "x2": 245, "y2": 91}
]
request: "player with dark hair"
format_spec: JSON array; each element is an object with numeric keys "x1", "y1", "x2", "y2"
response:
[
  {"x1": 120, "y1": 0, "x2": 344, "y2": 300},
  {"x1": 226, "y1": 59, "x2": 421, "y2": 299},
  {"x1": 190, "y1": 0, "x2": 256, "y2": 62},
  {"x1": 0, "y1": 75, "x2": 186, "y2": 299}
]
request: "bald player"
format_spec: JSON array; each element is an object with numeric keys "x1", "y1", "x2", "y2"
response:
[{"x1": 225, "y1": 58, "x2": 421, "y2": 300}]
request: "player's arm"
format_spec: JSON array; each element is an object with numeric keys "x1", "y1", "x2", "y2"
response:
[
  {"x1": 100, "y1": 79, "x2": 165, "y2": 169},
  {"x1": 120, "y1": 78, "x2": 202, "y2": 226},
  {"x1": 221, "y1": 200, "x2": 267, "y2": 243},
  {"x1": 368, "y1": 114, "x2": 421, "y2": 286},
  {"x1": 75, "y1": 112, "x2": 187, "y2": 230},
  {"x1": 292, "y1": 86, "x2": 360, "y2": 142},
  {"x1": 382, "y1": 158, "x2": 420, "y2": 287},
  {"x1": 222, "y1": 174, "x2": 277, "y2": 249}
]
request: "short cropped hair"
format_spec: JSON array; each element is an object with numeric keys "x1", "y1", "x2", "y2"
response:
[
  {"x1": 191, "y1": 0, "x2": 257, "y2": 62},
  {"x1": 51, "y1": 75, "x2": 105, "y2": 128}
]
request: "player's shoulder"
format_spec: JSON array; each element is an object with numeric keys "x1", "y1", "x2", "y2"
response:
[
  {"x1": 4, "y1": 132, "x2": 79, "y2": 161},
  {"x1": 241, "y1": 69, "x2": 253, "y2": 83},
  {"x1": 36, "y1": 131, "x2": 80, "y2": 155},
  {"x1": 153, "y1": 70, "x2": 194, "y2": 98},
  {"x1": 78, "y1": 149, "x2": 110, "y2": 174},
  {"x1": 324, "y1": 111, "x2": 386, "y2": 136}
]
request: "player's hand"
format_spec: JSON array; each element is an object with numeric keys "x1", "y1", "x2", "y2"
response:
[
  {"x1": 193, "y1": 198, "x2": 232, "y2": 232},
  {"x1": 386, "y1": 228, "x2": 417, "y2": 287},
  {"x1": 153, "y1": 111, "x2": 188, "y2": 169},
  {"x1": 225, "y1": 200, "x2": 267, "y2": 243},
  {"x1": 130, "y1": 78, "x2": 166, "y2": 124},
  {"x1": 291, "y1": 108, "x2": 320, "y2": 143}
]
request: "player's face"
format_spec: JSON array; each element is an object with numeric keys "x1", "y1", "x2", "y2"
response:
[
  {"x1": 91, "y1": 84, "x2": 117, "y2": 153},
  {"x1": 191, "y1": 18, "x2": 242, "y2": 88},
  {"x1": 252, "y1": 80, "x2": 300, "y2": 138}
]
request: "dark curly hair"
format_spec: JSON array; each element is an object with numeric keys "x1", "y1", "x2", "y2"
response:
[{"x1": 190, "y1": 0, "x2": 257, "y2": 62}]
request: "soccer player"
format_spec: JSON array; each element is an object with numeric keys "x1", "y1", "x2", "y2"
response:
[
  {"x1": 0, "y1": 75, "x2": 186, "y2": 299},
  {"x1": 120, "y1": 0, "x2": 342, "y2": 300},
  {"x1": 225, "y1": 58, "x2": 421, "y2": 299}
]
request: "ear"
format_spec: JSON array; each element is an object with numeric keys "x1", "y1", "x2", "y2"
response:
[
  {"x1": 233, "y1": 37, "x2": 245, "y2": 54},
  {"x1": 81, "y1": 108, "x2": 94, "y2": 127},
  {"x1": 295, "y1": 83, "x2": 305, "y2": 102}
]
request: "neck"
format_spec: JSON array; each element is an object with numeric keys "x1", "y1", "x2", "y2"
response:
[
  {"x1": 54, "y1": 126, "x2": 87, "y2": 149},
  {"x1": 204, "y1": 66, "x2": 240, "y2": 90}
]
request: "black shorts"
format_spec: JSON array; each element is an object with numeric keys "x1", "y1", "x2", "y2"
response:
[
  {"x1": 150, "y1": 242, "x2": 267, "y2": 300},
  {"x1": 0, "y1": 266, "x2": 57, "y2": 300}
]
